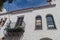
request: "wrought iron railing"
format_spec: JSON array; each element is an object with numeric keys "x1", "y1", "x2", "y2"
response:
[{"x1": 5, "y1": 21, "x2": 25, "y2": 32}]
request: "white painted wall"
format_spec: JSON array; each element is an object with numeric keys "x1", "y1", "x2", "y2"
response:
[{"x1": 0, "y1": 0, "x2": 60, "y2": 40}]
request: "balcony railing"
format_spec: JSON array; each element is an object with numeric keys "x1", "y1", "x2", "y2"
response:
[{"x1": 5, "y1": 22, "x2": 25, "y2": 33}]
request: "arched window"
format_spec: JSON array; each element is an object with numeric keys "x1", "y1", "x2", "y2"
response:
[
  {"x1": 40, "y1": 37, "x2": 52, "y2": 40},
  {"x1": 35, "y1": 15, "x2": 42, "y2": 30},
  {"x1": 46, "y1": 14, "x2": 56, "y2": 29}
]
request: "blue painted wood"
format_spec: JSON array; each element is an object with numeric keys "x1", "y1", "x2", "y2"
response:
[{"x1": 3, "y1": 0, "x2": 48, "y2": 12}]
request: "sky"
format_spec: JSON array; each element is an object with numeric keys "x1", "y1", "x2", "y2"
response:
[{"x1": 3, "y1": 0, "x2": 48, "y2": 12}]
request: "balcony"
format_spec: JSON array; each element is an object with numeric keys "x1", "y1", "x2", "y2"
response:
[
  {"x1": 3, "y1": 21, "x2": 25, "y2": 40},
  {"x1": 5, "y1": 21, "x2": 25, "y2": 33}
]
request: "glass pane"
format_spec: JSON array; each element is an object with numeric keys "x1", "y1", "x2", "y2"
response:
[
  {"x1": 47, "y1": 17, "x2": 53, "y2": 21},
  {"x1": 47, "y1": 21, "x2": 54, "y2": 25},
  {"x1": 48, "y1": 25, "x2": 54, "y2": 27},
  {"x1": 36, "y1": 22, "x2": 41, "y2": 25},
  {"x1": 36, "y1": 25, "x2": 42, "y2": 29},
  {"x1": 36, "y1": 20, "x2": 41, "y2": 23}
]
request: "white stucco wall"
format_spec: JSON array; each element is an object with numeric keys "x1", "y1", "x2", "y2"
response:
[{"x1": 0, "y1": 0, "x2": 60, "y2": 40}]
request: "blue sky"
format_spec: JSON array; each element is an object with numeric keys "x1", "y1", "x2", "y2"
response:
[{"x1": 3, "y1": 0, "x2": 48, "y2": 12}]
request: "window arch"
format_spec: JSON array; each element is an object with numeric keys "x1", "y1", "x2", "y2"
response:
[
  {"x1": 46, "y1": 14, "x2": 56, "y2": 29},
  {"x1": 40, "y1": 37, "x2": 52, "y2": 40},
  {"x1": 35, "y1": 15, "x2": 42, "y2": 30}
]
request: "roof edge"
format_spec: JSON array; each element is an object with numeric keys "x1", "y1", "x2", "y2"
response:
[{"x1": 0, "y1": 4, "x2": 56, "y2": 15}]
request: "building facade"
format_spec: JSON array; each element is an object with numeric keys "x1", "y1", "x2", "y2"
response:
[{"x1": 0, "y1": 0, "x2": 60, "y2": 40}]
